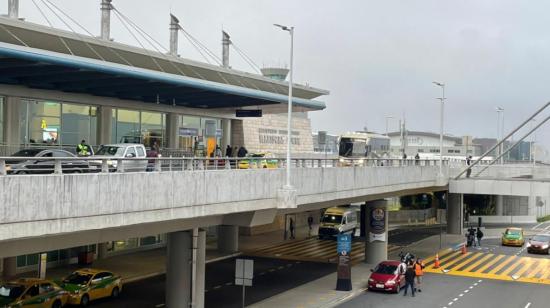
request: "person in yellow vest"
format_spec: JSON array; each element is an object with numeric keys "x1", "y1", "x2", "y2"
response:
[
  {"x1": 76, "y1": 140, "x2": 91, "y2": 157},
  {"x1": 414, "y1": 258, "x2": 425, "y2": 293}
]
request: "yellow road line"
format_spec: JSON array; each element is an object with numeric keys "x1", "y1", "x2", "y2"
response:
[
  {"x1": 487, "y1": 255, "x2": 517, "y2": 275},
  {"x1": 513, "y1": 258, "x2": 537, "y2": 277},
  {"x1": 439, "y1": 252, "x2": 473, "y2": 269},
  {"x1": 476, "y1": 254, "x2": 505, "y2": 273},
  {"x1": 526, "y1": 259, "x2": 550, "y2": 278},
  {"x1": 448, "y1": 253, "x2": 484, "y2": 271},
  {"x1": 425, "y1": 251, "x2": 461, "y2": 270},
  {"x1": 540, "y1": 263, "x2": 550, "y2": 280},
  {"x1": 462, "y1": 253, "x2": 494, "y2": 272},
  {"x1": 499, "y1": 258, "x2": 525, "y2": 276}
]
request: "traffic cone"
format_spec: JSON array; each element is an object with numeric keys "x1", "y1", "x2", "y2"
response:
[
  {"x1": 461, "y1": 243, "x2": 467, "y2": 254},
  {"x1": 434, "y1": 253, "x2": 440, "y2": 269}
]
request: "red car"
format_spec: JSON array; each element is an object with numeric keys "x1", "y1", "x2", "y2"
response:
[
  {"x1": 368, "y1": 261, "x2": 405, "y2": 293},
  {"x1": 527, "y1": 234, "x2": 550, "y2": 255}
]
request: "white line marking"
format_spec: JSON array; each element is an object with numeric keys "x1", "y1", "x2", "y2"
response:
[
  {"x1": 464, "y1": 290, "x2": 469, "y2": 293},
  {"x1": 213, "y1": 285, "x2": 222, "y2": 290},
  {"x1": 277, "y1": 266, "x2": 285, "y2": 270},
  {"x1": 453, "y1": 298, "x2": 458, "y2": 301},
  {"x1": 478, "y1": 279, "x2": 482, "y2": 282},
  {"x1": 533, "y1": 223, "x2": 544, "y2": 230},
  {"x1": 525, "y1": 303, "x2": 531, "y2": 308},
  {"x1": 459, "y1": 294, "x2": 464, "y2": 297},
  {"x1": 545, "y1": 225, "x2": 550, "y2": 231},
  {"x1": 259, "y1": 272, "x2": 266, "y2": 276},
  {"x1": 473, "y1": 283, "x2": 478, "y2": 286},
  {"x1": 469, "y1": 286, "x2": 474, "y2": 289},
  {"x1": 225, "y1": 282, "x2": 232, "y2": 286},
  {"x1": 155, "y1": 304, "x2": 165, "y2": 308},
  {"x1": 268, "y1": 269, "x2": 276, "y2": 272},
  {"x1": 448, "y1": 302, "x2": 453, "y2": 306}
]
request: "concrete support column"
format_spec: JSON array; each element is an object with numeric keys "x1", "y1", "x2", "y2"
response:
[
  {"x1": 194, "y1": 229, "x2": 206, "y2": 308},
  {"x1": 217, "y1": 225, "x2": 239, "y2": 253},
  {"x1": 495, "y1": 195, "x2": 504, "y2": 216},
  {"x1": 221, "y1": 119, "x2": 231, "y2": 154},
  {"x1": 166, "y1": 231, "x2": 192, "y2": 308},
  {"x1": 3, "y1": 96, "x2": 21, "y2": 146},
  {"x1": 96, "y1": 106, "x2": 112, "y2": 145},
  {"x1": 96, "y1": 242, "x2": 109, "y2": 260},
  {"x1": 360, "y1": 203, "x2": 366, "y2": 237},
  {"x1": 166, "y1": 113, "x2": 179, "y2": 149},
  {"x1": 2, "y1": 257, "x2": 16, "y2": 279},
  {"x1": 365, "y1": 199, "x2": 388, "y2": 265},
  {"x1": 447, "y1": 193, "x2": 464, "y2": 235}
]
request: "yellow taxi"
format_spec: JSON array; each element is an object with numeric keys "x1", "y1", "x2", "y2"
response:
[
  {"x1": 238, "y1": 153, "x2": 278, "y2": 169},
  {"x1": 501, "y1": 227, "x2": 525, "y2": 247},
  {"x1": 0, "y1": 278, "x2": 68, "y2": 308},
  {"x1": 58, "y1": 269, "x2": 122, "y2": 306}
]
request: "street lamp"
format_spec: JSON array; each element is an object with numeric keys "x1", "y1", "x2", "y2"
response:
[
  {"x1": 432, "y1": 81, "x2": 445, "y2": 176},
  {"x1": 385, "y1": 115, "x2": 395, "y2": 136},
  {"x1": 274, "y1": 23, "x2": 294, "y2": 189},
  {"x1": 496, "y1": 107, "x2": 504, "y2": 164}
]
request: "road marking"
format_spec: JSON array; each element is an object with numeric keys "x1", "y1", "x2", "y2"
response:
[
  {"x1": 278, "y1": 266, "x2": 285, "y2": 270},
  {"x1": 459, "y1": 293, "x2": 463, "y2": 297},
  {"x1": 532, "y1": 223, "x2": 544, "y2": 230},
  {"x1": 259, "y1": 272, "x2": 266, "y2": 276},
  {"x1": 525, "y1": 303, "x2": 531, "y2": 308},
  {"x1": 464, "y1": 289, "x2": 469, "y2": 293},
  {"x1": 448, "y1": 302, "x2": 453, "y2": 306},
  {"x1": 225, "y1": 282, "x2": 232, "y2": 286},
  {"x1": 453, "y1": 298, "x2": 458, "y2": 301},
  {"x1": 155, "y1": 304, "x2": 165, "y2": 308},
  {"x1": 213, "y1": 285, "x2": 222, "y2": 290}
]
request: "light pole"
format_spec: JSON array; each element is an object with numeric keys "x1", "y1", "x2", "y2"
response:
[
  {"x1": 274, "y1": 23, "x2": 294, "y2": 189},
  {"x1": 531, "y1": 118, "x2": 536, "y2": 166},
  {"x1": 385, "y1": 115, "x2": 395, "y2": 136},
  {"x1": 496, "y1": 107, "x2": 504, "y2": 164},
  {"x1": 432, "y1": 81, "x2": 445, "y2": 176}
]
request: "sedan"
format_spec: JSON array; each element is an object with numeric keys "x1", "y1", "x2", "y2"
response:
[
  {"x1": 527, "y1": 234, "x2": 550, "y2": 255},
  {"x1": 367, "y1": 261, "x2": 405, "y2": 293},
  {"x1": 59, "y1": 269, "x2": 122, "y2": 306},
  {"x1": 6, "y1": 149, "x2": 94, "y2": 174},
  {"x1": 501, "y1": 227, "x2": 525, "y2": 247},
  {"x1": 0, "y1": 278, "x2": 68, "y2": 308}
]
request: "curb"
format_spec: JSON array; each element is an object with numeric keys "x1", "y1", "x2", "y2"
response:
[{"x1": 121, "y1": 252, "x2": 242, "y2": 284}]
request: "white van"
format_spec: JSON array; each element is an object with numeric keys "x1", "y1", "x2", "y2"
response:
[{"x1": 318, "y1": 207, "x2": 358, "y2": 240}]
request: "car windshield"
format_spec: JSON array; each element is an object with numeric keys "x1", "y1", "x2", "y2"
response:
[
  {"x1": 95, "y1": 146, "x2": 125, "y2": 156},
  {"x1": 321, "y1": 214, "x2": 342, "y2": 223},
  {"x1": 505, "y1": 229, "x2": 521, "y2": 236},
  {"x1": 63, "y1": 273, "x2": 92, "y2": 285},
  {"x1": 532, "y1": 235, "x2": 550, "y2": 242},
  {"x1": 11, "y1": 149, "x2": 42, "y2": 157},
  {"x1": 374, "y1": 264, "x2": 398, "y2": 275},
  {"x1": 0, "y1": 284, "x2": 25, "y2": 299}
]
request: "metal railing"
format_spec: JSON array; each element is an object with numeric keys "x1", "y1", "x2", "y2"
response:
[{"x1": 0, "y1": 157, "x2": 447, "y2": 176}]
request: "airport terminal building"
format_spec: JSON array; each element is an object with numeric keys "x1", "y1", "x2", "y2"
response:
[{"x1": 0, "y1": 3, "x2": 327, "y2": 272}]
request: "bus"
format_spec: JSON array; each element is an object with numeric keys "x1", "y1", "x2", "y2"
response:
[{"x1": 338, "y1": 132, "x2": 390, "y2": 165}]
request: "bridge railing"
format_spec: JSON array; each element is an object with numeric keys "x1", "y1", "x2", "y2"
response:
[{"x1": 0, "y1": 156, "x2": 447, "y2": 175}]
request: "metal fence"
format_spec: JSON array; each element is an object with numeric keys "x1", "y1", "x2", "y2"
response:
[{"x1": 0, "y1": 156, "x2": 446, "y2": 176}]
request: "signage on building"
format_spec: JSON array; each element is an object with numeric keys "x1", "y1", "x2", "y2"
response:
[
  {"x1": 215, "y1": 129, "x2": 223, "y2": 138},
  {"x1": 318, "y1": 131, "x2": 327, "y2": 145},
  {"x1": 179, "y1": 127, "x2": 199, "y2": 136},
  {"x1": 336, "y1": 233, "x2": 352, "y2": 291},
  {"x1": 236, "y1": 109, "x2": 262, "y2": 117},
  {"x1": 369, "y1": 207, "x2": 386, "y2": 242},
  {"x1": 258, "y1": 128, "x2": 301, "y2": 145}
]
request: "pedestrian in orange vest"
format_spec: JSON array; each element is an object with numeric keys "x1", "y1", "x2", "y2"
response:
[{"x1": 414, "y1": 258, "x2": 425, "y2": 292}]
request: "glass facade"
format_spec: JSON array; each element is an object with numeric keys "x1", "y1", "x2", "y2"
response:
[
  {"x1": 0, "y1": 97, "x2": 3, "y2": 143},
  {"x1": 19, "y1": 100, "x2": 97, "y2": 146},
  {"x1": 178, "y1": 115, "x2": 222, "y2": 156},
  {"x1": 113, "y1": 109, "x2": 165, "y2": 148}
]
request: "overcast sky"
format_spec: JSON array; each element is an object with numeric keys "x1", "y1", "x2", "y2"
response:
[{"x1": 8, "y1": 0, "x2": 550, "y2": 152}]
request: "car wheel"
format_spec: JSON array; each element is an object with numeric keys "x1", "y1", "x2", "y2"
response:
[
  {"x1": 80, "y1": 294, "x2": 90, "y2": 306},
  {"x1": 111, "y1": 286, "x2": 120, "y2": 298},
  {"x1": 51, "y1": 299, "x2": 62, "y2": 308},
  {"x1": 395, "y1": 284, "x2": 401, "y2": 294}
]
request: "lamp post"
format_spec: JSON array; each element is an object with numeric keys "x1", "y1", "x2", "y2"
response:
[
  {"x1": 385, "y1": 115, "x2": 395, "y2": 136},
  {"x1": 496, "y1": 107, "x2": 504, "y2": 164},
  {"x1": 432, "y1": 81, "x2": 445, "y2": 176},
  {"x1": 274, "y1": 24, "x2": 294, "y2": 189}
]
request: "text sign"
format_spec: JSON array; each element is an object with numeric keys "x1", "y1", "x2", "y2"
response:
[
  {"x1": 337, "y1": 233, "x2": 352, "y2": 255},
  {"x1": 179, "y1": 127, "x2": 199, "y2": 136},
  {"x1": 236, "y1": 109, "x2": 262, "y2": 117},
  {"x1": 235, "y1": 259, "x2": 254, "y2": 286},
  {"x1": 369, "y1": 206, "x2": 387, "y2": 242}
]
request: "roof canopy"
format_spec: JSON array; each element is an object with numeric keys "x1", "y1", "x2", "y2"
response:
[{"x1": 0, "y1": 42, "x2": 325, "y2": 110}]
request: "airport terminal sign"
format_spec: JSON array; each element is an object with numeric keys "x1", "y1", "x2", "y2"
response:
[{"x1": 369, "y1": 207, "x2": 386, "y2": 242}]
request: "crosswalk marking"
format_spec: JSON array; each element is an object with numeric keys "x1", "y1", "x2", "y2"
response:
[
  {"x1": 424, "y1": 250, "x2": 550, "y2": 285},
  {"x1": 245, "y1": 237, "x2": 400, "y2": 264}
]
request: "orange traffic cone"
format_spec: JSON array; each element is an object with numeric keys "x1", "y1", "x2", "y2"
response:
[
  {"x1": 434, "y1": 253, "x2": 440, "y2": 269},
  {"x1": 461, "y1": 243, "x2": 467, "y2": 254}
]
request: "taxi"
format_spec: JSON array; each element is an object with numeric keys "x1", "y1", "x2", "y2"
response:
[
  {"x1": 238, "y1": 153, "x2": 278, "y2": 169},
  {"x1": 501, "y1": 227, "x2": 525, "y2": 247},
  {"x1": 0, "y1": 278, "x2": 68, "y2": 308},
  {"x1": 58, "y1": 269, "x2": 122, "y2": 306}
]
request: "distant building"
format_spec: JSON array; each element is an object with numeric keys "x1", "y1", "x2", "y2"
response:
[
  {"x1": 312, "y1": 131, "x2": 339, "y2": 154},
  {"x1": 387, "y1": 131, "x2": 483, "y2": 158}
]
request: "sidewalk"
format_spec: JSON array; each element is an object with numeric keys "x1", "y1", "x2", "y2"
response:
[{"x1": 248, "y1": 233, "x2": 465, "y2": 308}]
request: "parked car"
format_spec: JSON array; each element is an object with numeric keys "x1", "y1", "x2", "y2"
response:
[
  {"x1": 59, "y1": 269, "x2": 122, "y2": 306},
  {"x1": 368, "y1": 261, "x2": 405, "y2": 293},
  {"x1": 5, "y1": 149, "x2": 94, "y2": 174},
  {"x1": 527, "y1": 234, "x2": 550, "y2": 254},
  {"x1": 0, "y1": 278, "x2": 68, "y2": 308},
  {"x1": 501, "y1": 227, "x2": 525, "y2": 247},
  {"x1": 318, "y1": 207, "x2": 358, "y2": 240},
  {"x1": 238, "y1": 153, "x2": 278, "y2": 169},
  {"x1": 90, "y1": 144, "x2": 147, "y2": 172}
]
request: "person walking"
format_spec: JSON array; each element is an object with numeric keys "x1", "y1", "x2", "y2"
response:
[
  {"x1": 403, "y1": 261, "x2": 416, "y2": 297},
  {"x1": 476, "y1": 227, "x2": 484, "y2": 247},
  {"x1": 307, "y1": 215, "x2": 314, "y2": 237},
  {"x1": 225, "y1": 145, "x2": 232, "y2": 157},
  {"x1": 289, "y1": 217, "x2": 295, "y2": 239},
  {"x1": 466, "y1": 155, "x2": 472, "y2": 178},
  {"x1": 76, "y1": 140, "x2": 91, "y2": 157},
  {"x1": 415, "y1": 153, "x2": 420, "y2": 165},
  {"x1": 414, "y1": 258, "x2": 425, "y2": 293},
  {"x1": 237, "y1": 146, "x2": 248, "y2": 158}
]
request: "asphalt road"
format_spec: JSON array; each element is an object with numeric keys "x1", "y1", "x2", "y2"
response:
[
  {"x1": 87, "y1": 256, "x2": 335, "y2": 308},
  {"x1": 339, "y1": 273, "x2": 548, "y2": 308}
]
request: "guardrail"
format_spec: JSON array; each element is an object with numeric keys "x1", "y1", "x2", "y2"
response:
[{"x1": 0, "y1": 157, "x2": 447, "y2": 175}]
